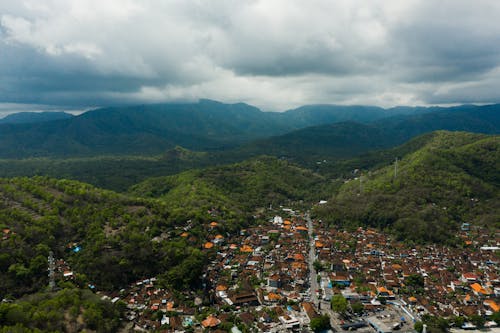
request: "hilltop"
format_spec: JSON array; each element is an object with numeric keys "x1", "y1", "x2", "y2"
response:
[
  {"x1": 0, "y1": 111, "x2": 74, "y2": 124},
  {"x1": 129, "y1": 156, "x2": 335, "y2": 211},
  {"x1": 313, "y1": 131, "x2": 500, "y2": 243}
]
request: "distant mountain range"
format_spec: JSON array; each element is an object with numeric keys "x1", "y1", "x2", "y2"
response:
[
  {"x1": 0, "y1": 100, "x2": 498, "y2": 158},
  {"x1": 0, "y1": 111, "x2": 74, "y2": 124},
  {"x1": 231, "y1": 103, "x2": 500, "y2": 165}
]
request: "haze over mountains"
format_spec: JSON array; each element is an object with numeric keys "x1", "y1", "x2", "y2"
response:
[{"x1": 0, "y1": 100, "x2": 498, "y2": 159}]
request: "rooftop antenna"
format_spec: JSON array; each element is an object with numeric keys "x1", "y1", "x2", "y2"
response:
[{"x1": 48, "y1": 251, "x2": 56, "y2": 291}]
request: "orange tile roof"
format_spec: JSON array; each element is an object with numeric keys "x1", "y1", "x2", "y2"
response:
[
  {"x1": 294, "y1": 253, "x2": 305, "y2": 261},
  {"x1": 216, "y1": 285, "x2": 228, "y2": 291},
  {"x1": 471, "y1": 282, "x2": 488, "y2": 294},
  {"x1": 408, "y1": 296, "x2": 417, "y2": 303},
  {"x1": 296, "y1": 226, "x2": 308, "y2": 231},
  {"x1": 210, "y1": 221, "x2": 218, "y2": 227},
  {"x1": 240, "y1": 245, "x2": 253, "y2": 253},
  {"x1": 283, "y1": 220, "x2": 292, "y2": 225},
  {"x1": 315, "y1": 241, "x2": 324, "y2": 248},
  {"x1": 378, "y1": 286, "x2": 389, "y2": 293},
  {"x1": 201, "y1": 315, "x2": 221, "y2": 328},
  {"x1": 485, "y1": 300, "x2": 500, "y2": 312},
  {"x1": 204, "y1": 242, "x2": 214, "y2": 249},
  {"x1": 268, "y1": 292, "x2": 281, "y2": 301},
  {"x1": 180, "y1": 232, "x2": 189, "y2": 237},
  {"x1": 215, "y1": 234, "x2": 224, "y2": 239}
]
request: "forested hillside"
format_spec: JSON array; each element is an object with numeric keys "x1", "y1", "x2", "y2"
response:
[
  {"x1": 129, "y1": 156, "x2": 336, "y2": 210},
  {"x1": 313, "y1": 132, "x2": 500, "y2": 243},
  {"x1": 0, "y1": 177, "x2": 229, "y2": 298}
]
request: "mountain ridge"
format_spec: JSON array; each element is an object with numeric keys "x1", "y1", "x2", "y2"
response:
[{"x1": 0, "y1": 100, "x2": 499, "y2": 158}]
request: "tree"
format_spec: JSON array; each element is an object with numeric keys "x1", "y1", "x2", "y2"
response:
[
  {"x1": 491, "y1": 311, "x2": 500, "y2": 325},
  {"x1": 310, "y1": 315, "x2": 330, "y2": 332},
  {"x1": 351, "y1": 301, "x2": 364, "y2": 314},
  {"x1": 313, "y1": 260, "x2": 324, "y2": 272},
  {"x1": 414, "y1": 321, "x2": 423, "y2": 333},
  {"x1": 469, "y1": 314, "x2": 485, "y2": 329},
  {"x1": 331, "y1": 294, "x2": 348, "y2": 313}
]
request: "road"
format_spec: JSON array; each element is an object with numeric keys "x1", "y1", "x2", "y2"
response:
[
  {"x1": 306, "y1": 213, "x2": 319, "y2": 307},
  {"x1": 307, "y1": 213, "x2": 341, "y2": 331}
]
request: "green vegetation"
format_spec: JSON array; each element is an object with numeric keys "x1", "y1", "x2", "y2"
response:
[
  {"x1": 330, "y1": 294, "x2": 348, "y2": 313},
  {"x1": 0, "y1": 147, "x2": 219, "y2": 192},
  {"x1": 310, "y1": 314, "x2": 331, "y2": 332},
  {"x1": 0, "y1": 288, "x2": 124, "y2": 332},
  {"x1": 314, "y1": 132, "x2": 500, "y2": 243},
  {"x1": 0, "y1": 176, "x2": 215, "y2": 297},
  {"x1": 130, "y1": 156, "x2": 336, "y2": 211}
]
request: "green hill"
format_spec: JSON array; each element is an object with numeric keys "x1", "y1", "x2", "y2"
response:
[
  {"x1": 0, "y1": 147, "x2": 216, "y2": 192},
  {"x1": 129, "y1": 156, "x2": 336, "y2": 211},
  {"x1": 313, "y1": 131, "x2": 500, "y2": 244},
  {"x1": 0, "y1": 157, "x2": 332, "y2": 299},
  {"x1": 0, "y1": 176, "x2": 241, "y2": 298}
]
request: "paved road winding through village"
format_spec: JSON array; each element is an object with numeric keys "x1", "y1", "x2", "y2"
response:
[{"x1": 306, "y1": 213, "x2": 319, "y2": 306}]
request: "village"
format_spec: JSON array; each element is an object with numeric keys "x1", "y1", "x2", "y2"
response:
[{"x1": 51, "y1": 207, "x2": 500, "y2": 333}]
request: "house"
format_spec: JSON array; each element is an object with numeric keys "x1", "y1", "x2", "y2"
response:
[
  {"x1": 462, "y1": 272, "x2": 479, "y2": 283},
  {"x1": 471, "y1": 283, "x2": 492, "y2": 296},
  {"x1": 231, "y1": 292, "x2": 259, "y2": 306},
  {"x1": 301, "y1": 302, "x2": 318, "y2": 320},
  {"x1": 268, "y1": 274, "x2": 281, "y2": 288},
  {"x1": 201, "y1": 315, "x2": 221, "y2": 328}
]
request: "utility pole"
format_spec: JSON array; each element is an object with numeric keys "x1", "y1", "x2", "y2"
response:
[
  {"x1": 393, "y1": 157, "x2": 398, "y2": 180},
  {"x1": 48, "y1": 251, "x2": 55, "y2": 291},
  {"x1": 359, "y1": 174, "x2": 363, "y2": 193}
]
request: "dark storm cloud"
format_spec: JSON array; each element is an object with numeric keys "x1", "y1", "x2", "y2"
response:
[{"x1": 1, "y1": 0, "x2": 500, "y2": 110}]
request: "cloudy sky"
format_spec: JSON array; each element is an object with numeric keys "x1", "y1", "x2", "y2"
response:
[{"x1": 1, "y1": 0, "x2": 500, "y2": 112}]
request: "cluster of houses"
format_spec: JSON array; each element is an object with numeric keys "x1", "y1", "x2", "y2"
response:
[
  {"x1": 312, "y1": 221, "x2": 500, "y2": 325},
  {"x1": 95, "y1": 213, "x2": 322, "y2": 331},
  {"x1": 79, "y1": 213, "x2": 499, "y2": 331}
]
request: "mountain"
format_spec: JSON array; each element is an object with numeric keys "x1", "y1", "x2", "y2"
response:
[
  {"x1": 0, "y1": 111, "x2": 74, "y2": 124},
  {"x1": 0, "y1": 100, "x2": 292, "y2": 158},
  {"x1": 0, "y1": 100, "x2": 498, "y2": 158},
  {"x1": 313, "y1": 131, "x2": 500, "y2": 244},
  {"x1": 280, "y1": 104, "x2": 436, "y2": 127},
  {"x1": 233, "y1": 103, "x2": 500, "y2": 167}
]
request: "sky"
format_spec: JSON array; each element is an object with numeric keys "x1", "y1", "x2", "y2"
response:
[{"x1": 1, "y1": 0, "x2": 500, "y2": 113}]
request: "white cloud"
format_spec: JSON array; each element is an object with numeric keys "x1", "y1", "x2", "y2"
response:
[{"x1": 0, "y1": 0, "x2": 499, "y2": 110}]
